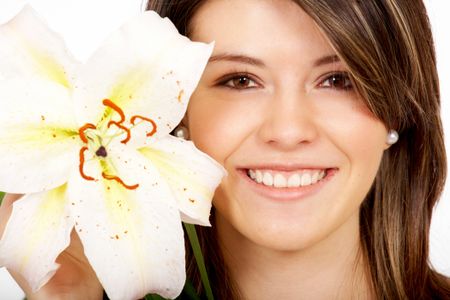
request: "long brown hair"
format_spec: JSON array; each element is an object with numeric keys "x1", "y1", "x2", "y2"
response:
[{"x1": 147, "y1": 0, "x2": 450, "y2": 298}]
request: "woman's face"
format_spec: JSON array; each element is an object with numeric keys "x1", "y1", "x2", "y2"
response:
[{"x1": 187, "y1": 0, "x2": 389, "y2": 251}]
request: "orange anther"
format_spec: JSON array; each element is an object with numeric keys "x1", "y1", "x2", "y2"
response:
[
  {"x1": 103, "y1": 99, "x2": 125, "y2": 124},
  {"x1": 107, "y1": 121, "x2": 131, "y2": 144},
  {"x1": 130, "y1": 115, "x2": 157, "y2": 137},
  {"x1": 79, "y1": 123, "x2": 96, "y2": 143},
  {"x1": 101, "y1": 172, "x2": 139, "y2": 190},
  {"x1": 79, "y1": 147, "x2": 95, "y2": 181}
]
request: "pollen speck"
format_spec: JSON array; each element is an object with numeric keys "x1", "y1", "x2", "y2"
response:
[
  {"x1": 189, "y1": 198, "x2": 196, "y2": 203},
  {"x1": 52, "y1": 134, "x2": 56, "y2": 138},
  {"x1": 41, "y1": 115, "x2": 45, "y2": 121},
  {"x1": 177, "y1": 89, "x2": 184, "y2": 102},
  {"x1": 115, "y1": 235, "x2": 119, "y2": 240}
]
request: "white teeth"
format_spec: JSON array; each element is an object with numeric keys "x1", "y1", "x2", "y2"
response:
[
  {"x1": 255, "y1": 170, "x2": 263, "y2": 183},
  {"x1": 287, "y1": 173, "x2": 301, "y2": 187},
  {"x1": 262, "y1": 172, "x2": 273, "y2": 186},
  {"x1": 273, "y1": 174, "x2": 287, "y2": 188},
  {"x1": 301, "y1": 173, "x2": 312, "y2": 186},
  {"x1": 311, "y1": 171, "x2": 319, "y2": 184},
  {"x1": 247, "y1": 169, "x2": 328, "y2": 188}
]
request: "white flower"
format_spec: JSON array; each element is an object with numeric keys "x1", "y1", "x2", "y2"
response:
[{"x1": 0, "y1": 6, "x2": 225, "y2": 300}]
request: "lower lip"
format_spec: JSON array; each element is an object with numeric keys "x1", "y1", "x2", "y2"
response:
[{"x1": 238, "y1": 169, "x2": 337, "y2": 201}]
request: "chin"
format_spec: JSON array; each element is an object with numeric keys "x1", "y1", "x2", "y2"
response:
[{"x1": 235, "y1": 212, "x2": 333, "y2": 252}]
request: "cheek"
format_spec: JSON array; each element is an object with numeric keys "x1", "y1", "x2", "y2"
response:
[
  {"x1": 322, "y1": 102, "x2": 387, "y2": 193},
  {"x1": 319, "y1": 99, "x2": 387, "y2": 153},
  {"x1": 186, "y1": 90, "x2": 254, "y2": 165}
]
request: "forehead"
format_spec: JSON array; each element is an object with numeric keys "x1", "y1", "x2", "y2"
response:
[{"x1": 189, "y1": 0, "x2": 336, "y2": 64}]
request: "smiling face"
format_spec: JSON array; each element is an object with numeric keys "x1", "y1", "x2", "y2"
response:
[{"x1": 186, "y1": 0, "x2": 389, "y2": 252}]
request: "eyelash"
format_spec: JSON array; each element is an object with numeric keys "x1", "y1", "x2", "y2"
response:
[
  {"x1": 216, "y1": 71, "x2": 353, "y2": 91},
  {"x1": 318, "y1": 72, "x2": 353, "y2": 91},
  {"x1": 217, "y1": 72, "x2": 260, "y2": 90}
]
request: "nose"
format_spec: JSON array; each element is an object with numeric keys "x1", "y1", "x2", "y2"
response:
[{"x1": 257, "y1": 89, "x2": 318, "y2": 150}]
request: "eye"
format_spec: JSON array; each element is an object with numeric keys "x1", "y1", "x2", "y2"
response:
[
  {"x1": 319, "y1": 72, "x2": 353, "y2": 90},
  {"x1": 218, "y1": 73, "x2": 259, "y2": 90}
]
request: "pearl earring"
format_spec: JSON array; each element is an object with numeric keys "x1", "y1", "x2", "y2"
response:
[
  {"x1": 386, "y1": 129, "x2": 399, "y2": 145},
  {"x1": 174, "y1": 125, "x2": 189, "y2": 140}
]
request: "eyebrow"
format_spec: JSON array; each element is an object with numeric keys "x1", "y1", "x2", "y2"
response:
[
  {"x1": 208, "y1": 53, "x2": 266, "y2": 67},
  {"x1": 208, "y1": 53, "x2": 340, "y2": 68},
  {"x1": 313, "y1": 54, "x2": 340, "y2": 67}
]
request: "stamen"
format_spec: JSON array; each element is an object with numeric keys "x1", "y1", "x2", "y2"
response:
[
  {"x1": 102, "y1": 172, "x2": 139, "y2": 190},
  {"x1": 79, "y1": 123, "x2": 96, "y2": 143},
  {"x1": 107, "y1": 120, "x2": 131, "y2": 144},
  {"x1": 103, "y1": 99, "x2": 125, "y2": 124},
  {"x1": 130, "y1": 115, "x2": 157, "y2": 137},
  {"x1": 79, "y1": 147, "x2": 95, "y2": 181}
]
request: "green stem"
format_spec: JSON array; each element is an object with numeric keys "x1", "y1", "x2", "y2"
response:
[{"x1": 184, "y1": 223, "x2": 214, "y2": 300}]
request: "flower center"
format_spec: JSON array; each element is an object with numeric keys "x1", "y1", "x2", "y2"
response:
[
  {"x1": 95, "y1": 146, "x2": 107, "y2": 157},
  {"x1": 77, "y1": 99, "x2": 158, "y2": 190}
]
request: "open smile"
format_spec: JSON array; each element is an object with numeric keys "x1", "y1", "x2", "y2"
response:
[
  {"x1": 247, "y1": 168, "x2": 327, "y2": 188},
  {"x1": 238, "y1": 166, "x2": 338, "y2": 200}
]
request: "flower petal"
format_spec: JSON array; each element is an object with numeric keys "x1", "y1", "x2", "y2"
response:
[
  {"x1": 74, "y1": 10, "x2": 213, "y2": 140},
  {"x1": 0, "y1": 79, "x2": 79, "y2": 193},
  {"x1": 0, "y1": 5, "x2": 77, "y2": 87},
  {"x1": 0, "y1": 185, "x2": 74, "y2": 292},
  {"x1": 139, "y1": 135, "x2": 226, "y2": 226},
  {"x1": 67, "y1": 144, "x2": 185, "y2": 300}
]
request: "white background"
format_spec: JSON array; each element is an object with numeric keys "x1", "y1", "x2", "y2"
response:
[{"x1": 0, "y1": 0, "x2": 449, "y2": 299}]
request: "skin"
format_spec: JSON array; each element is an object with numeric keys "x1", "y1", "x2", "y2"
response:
[
  {"x1": 0, "y1": 0, "x2": 391, "y2": 298},
  {"x1": 186, "y1": 0, "x2": 390, "y2": 298}
]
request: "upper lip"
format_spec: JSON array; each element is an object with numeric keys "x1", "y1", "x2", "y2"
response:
[{"x1": 237, "y1": 164, "x2": 335, "y2": 172}]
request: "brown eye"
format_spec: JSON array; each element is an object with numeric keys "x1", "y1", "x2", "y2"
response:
[
  {"x1": 220, "y1": 74, "x2": 258, "y2": 90},
  {"x1": 232, "y1": 76, "x2": 252, "y2": 88},
  {"x1": 320, "y1": 73, "x2": 353, "y2": 90}
]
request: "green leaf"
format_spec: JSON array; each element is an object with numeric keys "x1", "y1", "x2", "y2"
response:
[
  {"x1": 181, "y1": 279, "x2": 201, "y2": 300},
  {"x1": 145, "y1": 294, "x2": 166, "y2": 300},
  {"x1": 0, "y1": 191, "x2": 5, "y2": 205},
  {"x1": 184, "y1": 223, "x2": 214, "y2": 300},
  {"x1": 144, "y1": 279, "x2": 201, "y2": 300}
]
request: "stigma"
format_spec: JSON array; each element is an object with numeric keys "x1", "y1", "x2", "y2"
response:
[{"x1": 95, "y1": 146, "x2": 107, "y2": 157}]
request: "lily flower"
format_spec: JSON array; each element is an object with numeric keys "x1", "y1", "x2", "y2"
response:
[{"x1": 0, "y1": 6, "x2": 225, "y2": 300}]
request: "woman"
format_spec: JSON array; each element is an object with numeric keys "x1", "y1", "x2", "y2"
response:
[
  {"x1": 1, "y1": 0, "x2": 449, "y2": 298},
  {"x1": 148, "y1": 0, "x2": 450, "y2": 298}
]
